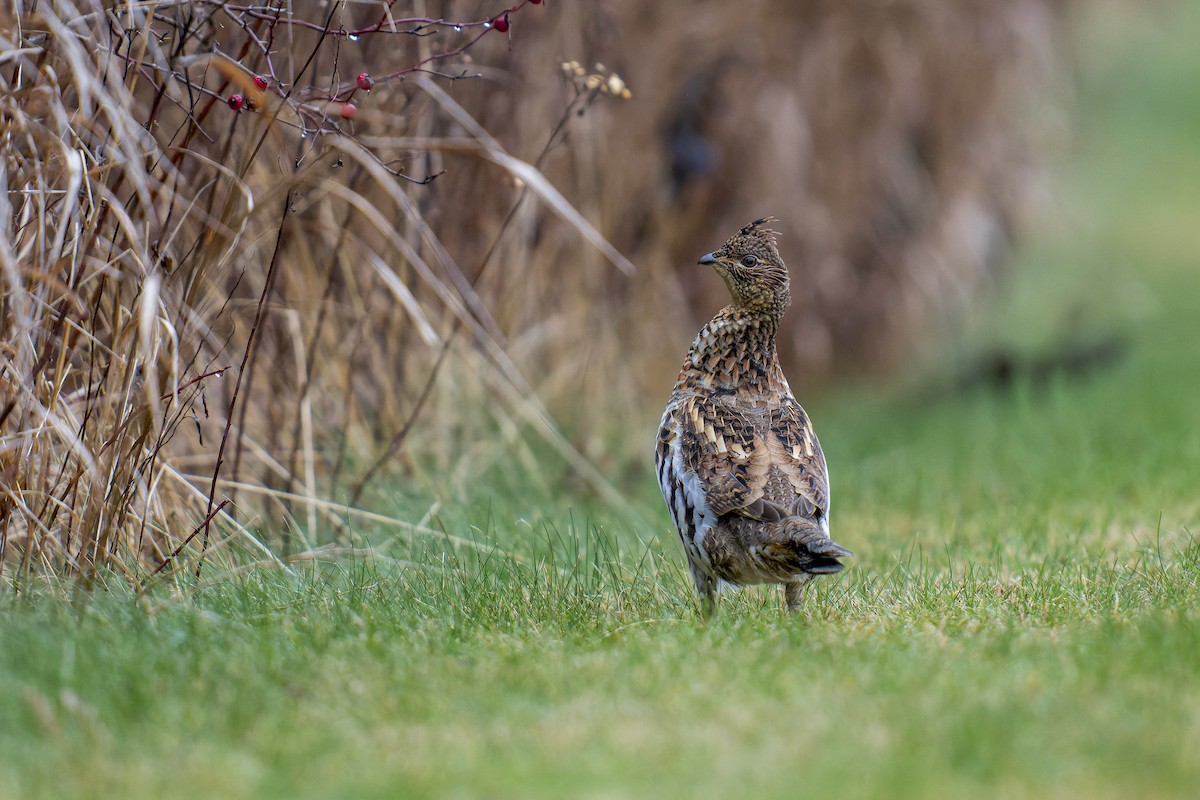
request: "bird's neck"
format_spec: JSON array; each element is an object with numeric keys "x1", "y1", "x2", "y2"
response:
[{"x1": 676, "y1": 306, "x2": 785, "y2": 393}]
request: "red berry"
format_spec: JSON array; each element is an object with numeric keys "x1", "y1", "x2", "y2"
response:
[
  {"x1": 340, "y1": 102, "x2": 357, "y2": 119},
  {"x1": 491, "y1": 14, "x2": 509, "y2": 32},
  {"x1": 529, "y1": 0, "x2": 542, "y2": 4},
  {"x1": 227, "y1": 94, "x2": 245, "y2": 111},
  {"x1": 252, "y1": 75, "x2": 268, "y2": 90},
  {"x1": 356, "y1": 72, "x2": 374, "y2": 91}
]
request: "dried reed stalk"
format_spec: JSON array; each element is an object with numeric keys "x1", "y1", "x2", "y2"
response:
[{"x1": 0, "y1": 0, "x2": 631, "y2": 589}]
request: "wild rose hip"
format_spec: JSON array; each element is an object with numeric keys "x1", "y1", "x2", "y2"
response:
[
  {"x1": 491, "y1": 14, "x2": 509, "y2": 32},
  {"x1": 227, "y1": 94, "x2": 245, "y2": 111},
  {"x1": 356, "y1": 72, "x2": 373, "y2": 91},
  {"x1": 252, "y1": 75, "x2": 268, "y2": 90},
  {"x1": 340, "y1": 102, "x2": 357, "y2": 119}
]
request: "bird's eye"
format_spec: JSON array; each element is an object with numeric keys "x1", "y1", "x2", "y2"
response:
[{"x1": 740, "y1": 255, "x2": 758, "y2": 267}]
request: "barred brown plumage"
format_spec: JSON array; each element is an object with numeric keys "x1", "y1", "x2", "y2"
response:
[{"x1": 655, "y1": 218, "x2": 853, "y2": 616}]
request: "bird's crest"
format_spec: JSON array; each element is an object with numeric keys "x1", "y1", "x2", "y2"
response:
[{"x1": 738, "y1": 216, "x2": 780, "y2": 240}]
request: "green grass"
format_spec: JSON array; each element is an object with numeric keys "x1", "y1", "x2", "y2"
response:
[{"x1": 5, "y1": 3, "x2": 1200, "y2": 798}]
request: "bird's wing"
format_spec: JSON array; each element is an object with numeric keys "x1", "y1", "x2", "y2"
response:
[
  {"x1": 675, "y1": 394, "x2": 768, "y2": 518},
  {"x1": 766, "y1": 397, "x2": 829, "y2": 520},
  {"x1": 678, "y1": 394, "x2": 828, "y2": 521}
]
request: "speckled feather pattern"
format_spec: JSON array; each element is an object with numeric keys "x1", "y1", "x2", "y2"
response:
[{"x1": 656, "y1": 219, "x2": 852, "y2": 615}]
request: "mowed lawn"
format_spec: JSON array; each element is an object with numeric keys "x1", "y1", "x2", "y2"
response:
[{"x1": 4, "y1": 5, "x2": 1200, "y2": 799}]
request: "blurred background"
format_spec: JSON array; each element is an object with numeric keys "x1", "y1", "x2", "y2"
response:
[{"x1": 0, "y1": 0, "x2": 1184, "y2": 583}]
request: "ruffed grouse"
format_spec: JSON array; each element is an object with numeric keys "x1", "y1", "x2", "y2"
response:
[{"x1": 655, "y1": 218, "x2": 852, "y2": 615}]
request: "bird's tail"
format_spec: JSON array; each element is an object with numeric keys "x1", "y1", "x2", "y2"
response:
[{"x1": 780, "y1": 517, "x2": 853, "y2": 575}]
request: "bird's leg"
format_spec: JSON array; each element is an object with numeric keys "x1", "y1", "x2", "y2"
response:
[
  {"x1": 783, "y1": 580, "x2": 808, "y2": 613},
  {"x1": 691, "y1": 564, "x2": 718, "y2": 619}
]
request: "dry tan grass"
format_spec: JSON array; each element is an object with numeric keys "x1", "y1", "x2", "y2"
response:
[
  {"x1": 0, "y1": 1, "x2": 636, "y2": 587},
  {"x1": 0, "y1": 1, "x2": 1068, "y2": 589}
]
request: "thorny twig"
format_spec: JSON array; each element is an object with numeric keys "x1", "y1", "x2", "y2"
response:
[{"x1": 152, "y1": 500, "x2": 231, "y2": 576}]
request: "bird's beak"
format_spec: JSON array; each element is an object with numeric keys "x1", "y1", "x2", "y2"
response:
[{"x1": 698, "y1": 253, "x2": 716, "y2": 265}]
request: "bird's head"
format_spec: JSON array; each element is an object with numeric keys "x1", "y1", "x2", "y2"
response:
[{"x1": 698, "y1": 217, "x2": 789, "y2": 315}]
